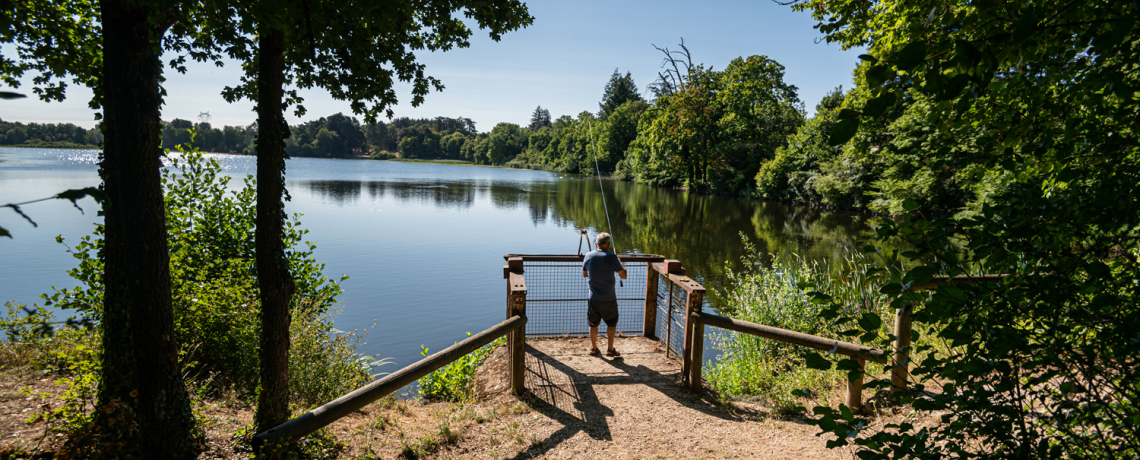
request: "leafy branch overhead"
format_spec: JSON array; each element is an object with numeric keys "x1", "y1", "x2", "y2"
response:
[
  {"x1": 191, "y1": 0, "x2": 533, "y2": 123},
  {"x1": 786, "y1": 0, "x2": 1140, "y2": 457},
  {"x1": 0, "y1": 188, "x2": 106, "y2": 238}
]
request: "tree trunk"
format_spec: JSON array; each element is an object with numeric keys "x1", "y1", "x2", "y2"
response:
[
  {"x1": 99, "y1": 0, "x2": 198, "y2": 457},
  {"x1": 255, "y1": 26, "x2": 296, "y2": 435}
]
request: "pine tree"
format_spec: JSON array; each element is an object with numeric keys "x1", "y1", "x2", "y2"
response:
[
  {"x1": 599, "y1": 69, "x2": 643, "y2": 119},
  {"x1": 529, "y1": 105, "x2": 551, "y2": 130}
]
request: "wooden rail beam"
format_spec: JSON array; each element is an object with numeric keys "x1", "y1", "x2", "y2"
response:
[
  {"x1": 502, "y1": 254, "x2": 666, "y2": 263},
  {"x1": 691, "y1": 312, "x2": 887, "y2": 363},
  {"x1": 252, "y1": 315, "x2": 526, "y2": 451},
  {"x1": 911, "y1": 274, "x2": 1007, "y2": 291}
]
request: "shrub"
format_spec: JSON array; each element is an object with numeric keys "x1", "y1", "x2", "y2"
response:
[
  {"x1": 418, "y1": 335, "x2": 505, "y2": 402},
  {"x1": 40, "y1": 143, "x2": 374, "y2": 403},
  {"x1": 708, "y1": 235, "x2": 894, "y2": 411},
  {"x1": 369, "y1": 149, "x2": 396, "y2": 160}
]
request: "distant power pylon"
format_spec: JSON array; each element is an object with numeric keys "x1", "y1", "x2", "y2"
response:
[{"x1": 198, "y1": 111, "x2": 211, "y2": 123}]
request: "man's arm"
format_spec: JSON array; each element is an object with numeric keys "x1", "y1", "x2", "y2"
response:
[
  {"x1": 583, "y1": 270, "x2": 589, "y2": 278},
  {"x1": 619, "y1": 269, "x2": 628, "y2": 280}
]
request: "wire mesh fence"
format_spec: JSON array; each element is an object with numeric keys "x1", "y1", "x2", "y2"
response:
[
  {"x1": 520, "y1": 259, "x2": 650, "y2": 337},
  {"x1": 655, "y1": 274, "x2": 691, "y2": 358}
]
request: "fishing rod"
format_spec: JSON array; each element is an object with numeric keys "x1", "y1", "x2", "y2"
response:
[{"x1": 587, "y1": 120, "x2": 621, "y2": 287}]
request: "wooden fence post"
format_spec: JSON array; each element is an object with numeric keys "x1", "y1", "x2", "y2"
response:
[
  {"x1": 689, "y1": 311, "x2": 704, "y2": 392},
  {"x1": 644, "y1": 267, "x2": 659, "y2": 339},
  {"x1": 891, "y1": 304, "x2": 912, "y2": 396},
  {"x1": 847, "y1": 357, "x2": 865, "y2": 412},
  {"x1": 682, "y1": 287, "x2": 704, "y2": 390},
  {"x1": 507, "y1": 266, "x2": 527, "y2": 395}
]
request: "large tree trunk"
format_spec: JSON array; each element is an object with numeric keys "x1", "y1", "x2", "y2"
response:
[
  {"x1": 99, "y1": 0, "x2": 198, "y2": 457},
  {"x1": 255, "y1": 26, "x2": 296, "y2": 434}
]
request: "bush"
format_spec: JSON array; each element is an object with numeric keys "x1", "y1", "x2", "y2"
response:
[
  {"x1": 369, "y1": 149, "x2": 396, "y2": 160},
  {"x1": 290, "y1": 301, "x2": 388, "y2": 408},
  {"x1": 708, "y1": 235, "x2": 894, "y2": 411},
  {"x1": 40, "y1": 143, "x2": 374, "y2": 403},
  {"x1": 418, "y1": 335, "x2": 505, "y2": 402}
]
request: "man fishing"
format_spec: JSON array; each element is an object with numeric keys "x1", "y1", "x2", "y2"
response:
[{"x1": 582, "y1": 232, "x2": 627, "y2": 357}]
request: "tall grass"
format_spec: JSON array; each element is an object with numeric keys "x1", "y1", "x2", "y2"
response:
[{"x1": 708, "y1": 235, "x2": 895, "y2": 412}]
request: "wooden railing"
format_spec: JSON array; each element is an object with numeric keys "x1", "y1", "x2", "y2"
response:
[
  {"x1": 252, "y1": 273, "x2": 531, "y2": 453},
  {"x1": 683, "y1": 272, "x2": 1007, "y2": 411},
  {"x1": 690, "y1": 311, "x2": 886, "y2": 410}
]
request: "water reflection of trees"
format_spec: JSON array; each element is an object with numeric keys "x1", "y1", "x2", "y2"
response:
[
  {"x1": 301, "y1": 180, "x2": 480, "y2": 209},
  {"x1": 519, "y1": 179, "x2": 883, "y2": 303},
  {"x1": 299, "y1": 176, "x2": 888, "y2": 306}
]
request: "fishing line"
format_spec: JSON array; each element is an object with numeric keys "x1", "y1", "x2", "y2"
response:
[{"x1": 587, "y1": 120, "x2": 621, "y2": 287}]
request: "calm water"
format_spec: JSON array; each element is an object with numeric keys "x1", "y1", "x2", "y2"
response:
[{"x1": 0, "y1": 147, "x2": 878, "y2": 371}]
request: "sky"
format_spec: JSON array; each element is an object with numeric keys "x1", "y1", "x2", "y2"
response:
[{"x1": 1, "y1": 1, "x2": 862, "y2": 132}]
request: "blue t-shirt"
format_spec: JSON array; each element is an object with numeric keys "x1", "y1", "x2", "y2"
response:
[{"x1": 583, "y1": 249, "x2": 625, "y2": 301}]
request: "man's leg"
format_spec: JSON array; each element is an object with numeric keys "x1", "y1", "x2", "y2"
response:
[
  {"x1": 590, "y1": 326, "x2": 599, "y2": 351},
  {"x1": 606, "y1": 325, "x2": 616, "y2": 352}
]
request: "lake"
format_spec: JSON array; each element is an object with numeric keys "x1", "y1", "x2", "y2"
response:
[{"x1": 0, "y1": 147, "x2": 879, "y2": 373}]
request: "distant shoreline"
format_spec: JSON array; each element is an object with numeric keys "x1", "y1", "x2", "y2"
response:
[{"x1": 0, "y1": 143, "x2": 100, "y2": 150}]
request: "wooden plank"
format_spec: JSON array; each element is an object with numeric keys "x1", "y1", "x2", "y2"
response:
[
  {"x1": 911, "y1": 274, "x2": 1007, "y2": 291},
  {"x1": 663, "y1": 259, "x2": 683, "y2": 274},
  {"x1": 846, "y1": 357, "x2": 865, "y2": 412},
  {"x1": 643, "y1": 269, "x2": 659, "y2": 339},
  {"x1": 502, "y1": 254, "x2": 666, "y2": 263},
  {"x1": 253, "y1": 315, "x2": 526, "y2": 449},
  {"x1": 891, "y1": 305, "x2": 912, "y2": 395},
  {"x1": 660, "y1": 273, "x2": 704, "y2": 294},
  {"x1": 693, "y1": 311, "x2": 888, "y2": 363}
]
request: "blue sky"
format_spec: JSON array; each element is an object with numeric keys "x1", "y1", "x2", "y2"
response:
[{"x1": 2, "y1": 1, "x2": 862, "y2": 131}]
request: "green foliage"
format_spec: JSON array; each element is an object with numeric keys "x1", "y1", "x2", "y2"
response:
[
  {"x1": 289, "y1": 302, "x2": 387, "y2": 409},
  {"x1": 788, "y1": 0, "x2": 1140, "y2": 457},
  {"x1": 417, "y1": 335, "x2": 505, "y2": 402},
  {"x1": 210, "y1": 0, "x2": 534, "y2": 126},
  {"x1": 708, "y1": 236, "x2": 894, "y2": 412},
  {"x1": 598, "y1": 69, "x2": 643, "y2": 119},
  {"x1": 286, "y1": 113, "x2": 369, "y2": 158},
  {"x1": 41, "y1": 145, "x2": 376, "y2": 403},
  {"x1": 755, "y1": 88, "x2": 845, "y2": 202},
  {"x1": 369, "y1": 149, "x2": 397, "y2": 160},
  {"x1": 529, "y1": 105, "x2": 552, "y2": 130},
  {"x1": 162, "y1": 119, "x2": 255, "y2": 154},
  {"x1": 0, "y1": 119, "x2": 102, "y2": 147},
  {"x1": 0, "y1": 302, "x2": 105, "y2": 445},
  {"x1": 621, "y1": 51, "x2": 804, "y2": 193}
]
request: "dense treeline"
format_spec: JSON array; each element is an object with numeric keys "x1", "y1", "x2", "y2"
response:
[
  {"x1": 435, "y1": 43, "x2": 997, "y2": 219},
  {"x1": 156, "y1": 113, "x2": 479, "y2": 159},
  {"x1": 160, "y1": 119, "x2": 257, "y2": 154},
  {"x1": 0, "y1": 119, "x2": 102, "y2": 149}
]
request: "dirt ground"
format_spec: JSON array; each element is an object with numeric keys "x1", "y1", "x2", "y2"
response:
[{"x1": 0, "y1": 337, "x2": 940, "y2": 459}]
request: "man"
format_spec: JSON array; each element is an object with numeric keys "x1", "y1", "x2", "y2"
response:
[{"x1": 582, "y1": 232, "x2": 627, "y2": 356}]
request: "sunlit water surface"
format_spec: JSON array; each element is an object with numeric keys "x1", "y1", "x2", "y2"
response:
[{"x1": 0, "y1": 147, "x2": 878, "y2": 373}]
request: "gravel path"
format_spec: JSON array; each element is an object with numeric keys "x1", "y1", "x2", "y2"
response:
[{"x1": 467, "y1": 336, "x2": 847, "y2": 459}]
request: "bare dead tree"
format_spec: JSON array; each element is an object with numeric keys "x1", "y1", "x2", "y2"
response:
[{"x1": 647, "y1": 38, "x2": 694, "y2": 101}]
